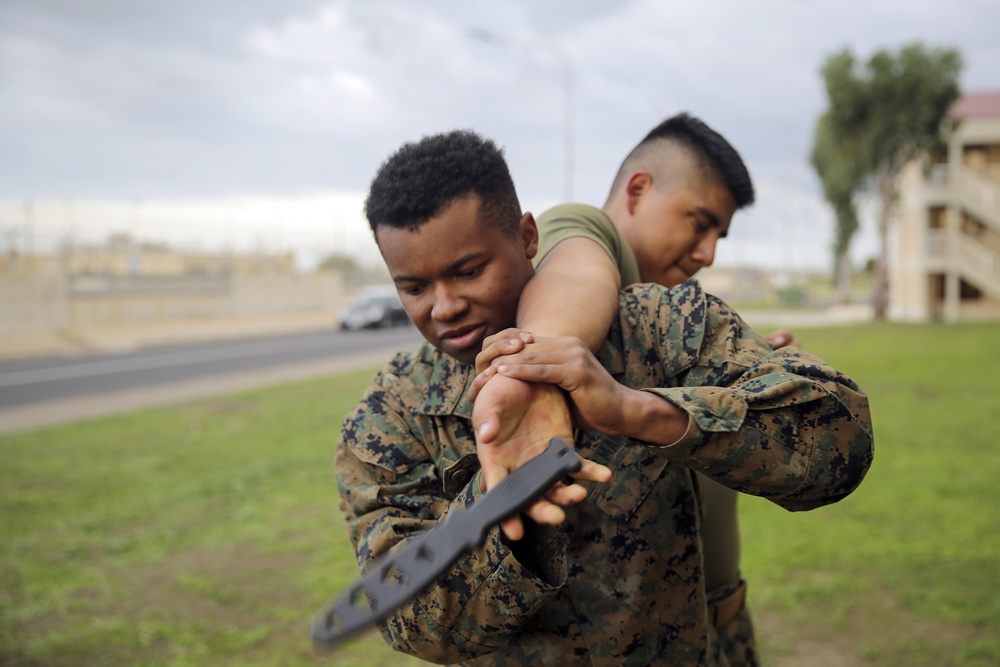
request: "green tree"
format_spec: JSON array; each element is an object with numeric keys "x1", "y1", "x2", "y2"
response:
[
  {"x1": 317, "y1": 252, "x2": 359, "y2": 272},
  {"x1": 814, "y1": 43, "x2": 962, "y2": 318},
  {"x1": 811, "y1": 112, "x2": 863, "y2": 303}
]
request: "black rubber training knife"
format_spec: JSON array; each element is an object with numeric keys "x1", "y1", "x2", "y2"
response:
[{"x1": 310, "y1": 437, "x2": 582, "y2": 649}]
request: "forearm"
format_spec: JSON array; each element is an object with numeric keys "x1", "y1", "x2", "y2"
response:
[
  {"x1": 517, "y1": 237, "x2": 620, "y2": 352},
  {"x1": 607, "y1": 284, "x2": 874, "y2": 511},
  {"x1": 612, "y1": 384, "x2": 693, "y2": 446},
  {"x1": 645, "y1": 350, "x2": 874, "y2": 511}
]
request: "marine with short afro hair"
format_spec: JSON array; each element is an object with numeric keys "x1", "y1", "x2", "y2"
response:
[{"x1": 365, "y1": 130, "x2": 523, "y2": 240}]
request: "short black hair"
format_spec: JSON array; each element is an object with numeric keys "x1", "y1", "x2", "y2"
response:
[
  {"x1": 610, "y1": 113, "x2": 755, "y2": 209},
  {"x1": 364, "y1": 130, "x2": 522, "y2": 238}
]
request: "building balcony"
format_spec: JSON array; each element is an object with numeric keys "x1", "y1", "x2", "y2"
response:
[{"x1": 923, "y1": 164, "x2": 1000, "y2": 230}]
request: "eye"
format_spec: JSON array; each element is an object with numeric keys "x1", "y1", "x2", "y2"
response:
[
  {"x1": 457, "y1": 264, "x2": 486, "y2": 279},
  {"x1": 400, "y1": 284, "x2": 425, "y2": 297}
]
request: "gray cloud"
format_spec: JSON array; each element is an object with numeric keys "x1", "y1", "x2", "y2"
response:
[{"x1": 1, "y1": 0, "x2": 997, "y2": 269}]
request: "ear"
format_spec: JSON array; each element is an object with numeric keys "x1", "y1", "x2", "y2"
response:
[
  {"x1": 517, "y1": 212, "x2": 539, "y2": 260},
  {"x1": 625, "y1": 171, "x2": 654, "y2": 215}
]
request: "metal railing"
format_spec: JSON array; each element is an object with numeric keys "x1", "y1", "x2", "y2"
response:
[
  {"x1": 955, "y1": 233, "x2": 1000, "y2": 298},
  {"x1": 926, "y1": 163, "x2": 1000, "y2": 231},
  {"x1": 954, "y1": 165, "x2": 1000, "y2": 228}
]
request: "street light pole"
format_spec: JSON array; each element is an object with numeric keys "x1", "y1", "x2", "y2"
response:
[{"x1": 469, "y1": 28, "x2": 575, "y2": 202}]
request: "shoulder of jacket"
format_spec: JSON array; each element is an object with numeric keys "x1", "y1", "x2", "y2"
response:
[{"x1": 375, "y1": 341, "x2": 438, "y2": 388}]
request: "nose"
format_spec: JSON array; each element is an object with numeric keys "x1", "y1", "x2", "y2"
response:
[
  {"x1": 430, "y1": 283, "x2": 468, "y2": 322},
  {"x1": 691, "y1": 232, "x2": 718, "y2": 267}
]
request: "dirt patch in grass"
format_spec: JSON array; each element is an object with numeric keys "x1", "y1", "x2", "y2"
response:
[
  {"x1": 119, "y1": 543, "x2": 308, "y2": 623},
  {"x1": 755, "y1": 587, "x2": 986, "y2": 667}
]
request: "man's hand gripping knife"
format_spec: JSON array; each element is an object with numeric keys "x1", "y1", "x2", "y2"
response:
[
  {"x1": 311, "y1": 438, "x2": 585, "y2": 649},
  {"x1": 471, "y1": 330, "x2": 613, "y2": 541}
]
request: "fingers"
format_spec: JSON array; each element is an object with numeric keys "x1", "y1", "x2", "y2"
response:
[
  {"x1": 524, "y1": 500, "x2": 567, "y2": 527},
  {"x1": 765, "y1": 329, "x2": 798, "y2": 349},
  {"x1": 478, "y1": 340, "x2": 588, "y2": 401},
  {"x1": 574, "y1": 459, "x2": 612, "y2": 484},
  {"x1": 486, "y1": 339, "x2": 587, "y2": 375},
  {"x1": 545, "y1": 481, "x2": 587, "y2": 506},
  {"x1": 470, "y1": 332, "x2": 532, "y2": 399},
  {"x1": 495, "y1": 362, "x2": 561, "y2": 385},
  {"x1": 475, "y1": 330, "x2": 533, "y2": 374},
  {"x1": 481, "y1": 328, "x2": 533, "y2": 350},
  {"x1": 505, "y1": 494, "x2": 571, "y2": 541},
  {"x1": 479, "y1": 461, "x2": 508, "y2": 495},
  {"x1": 500, "y1": 515, "x2": 525, "y2": 541},
  {"x1": 495, "y1": 467, "x2": 608, "y2": 541},
  {"x1": 495, "y1": 480, "x2": 568, "y2": 541}
]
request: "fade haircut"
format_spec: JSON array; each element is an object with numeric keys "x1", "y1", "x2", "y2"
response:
[
  {"x1": 365, "y1": 130, "x2": 523, "y2": 239},
  {"x1": 607, "y1": 113, "x2": 755, "y2": 209}
]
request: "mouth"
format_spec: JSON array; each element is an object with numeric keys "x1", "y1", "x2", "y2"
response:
[{"x1": 440, "y1": 323, "x2": 488, "y2": 353}]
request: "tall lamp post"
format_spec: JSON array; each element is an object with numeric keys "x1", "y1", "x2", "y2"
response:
[{"x1": 469, "y1": 28, "x2": 575, "y2": 202}]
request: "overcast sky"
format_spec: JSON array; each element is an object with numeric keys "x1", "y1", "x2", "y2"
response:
[{"x1": 1, "y1": 0, "x2": 997, "y2": 271}]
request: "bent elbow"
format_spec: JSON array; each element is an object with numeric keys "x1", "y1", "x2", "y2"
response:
[{"x1": 783, "y1": 423, "x2": 875, "y2": 512}]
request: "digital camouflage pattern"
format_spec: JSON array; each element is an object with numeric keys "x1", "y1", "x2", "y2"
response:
[
  {"x1": 538, "y1": 202, "x2": 757, "y2": 667},
  {"x1": 707, "y1": 579, "x2": 758, "y2": 667},
  {"x1": 334, "y1": 281, "x2": 874, "y2": 666}
]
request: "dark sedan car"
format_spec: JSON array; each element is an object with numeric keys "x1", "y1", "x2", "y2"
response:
[{"x1": 338, "y1": 287, "x2": 411, "y2": 330}]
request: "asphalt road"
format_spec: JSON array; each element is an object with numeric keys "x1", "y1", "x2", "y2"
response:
[{"x1": 0, "y1": 325, "x2": 423, "y2": 434}]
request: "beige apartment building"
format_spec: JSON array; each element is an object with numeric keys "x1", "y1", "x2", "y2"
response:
[{"x1": 891, "y1": 92, "x2": 1000, "y2": 322}]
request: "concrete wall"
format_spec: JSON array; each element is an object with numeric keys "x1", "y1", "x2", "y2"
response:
[
  {"x1": 0, "y1": 270, "x2": 67, "y2": 336},
  {"x1": 0, "y1": 267, "x2": 347, "y2": 338}
]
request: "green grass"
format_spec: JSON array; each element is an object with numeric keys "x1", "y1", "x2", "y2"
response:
[
  {"x1": 741, "y1": 321, "x2": 1000, "y2": 666},
  {"x1": 0, "y1": 367, "x2": 423, "y2": 667},
  {"x1": 2, "y1": 322, "x2": 999, "y2": 666}
]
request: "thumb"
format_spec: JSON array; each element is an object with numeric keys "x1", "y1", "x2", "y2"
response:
[
  {"x1": 468, "y1": 366, "x2": 496, "y2": 401},
  {"x1": 475, "y1": 412, "x2": 500, "y2": 446}
]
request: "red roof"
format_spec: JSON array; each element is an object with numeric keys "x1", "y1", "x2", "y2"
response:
[{"x1": 950, "y1": 92, "x2": 1000, "y2": 119}]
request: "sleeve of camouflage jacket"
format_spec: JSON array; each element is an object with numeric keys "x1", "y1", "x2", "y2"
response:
[
  {"x1": 334, "y1": 368, "x2": 568, "y2": 663},
  {"x1": 619, "y1": 282, "x2": 874, "y2": 511}
]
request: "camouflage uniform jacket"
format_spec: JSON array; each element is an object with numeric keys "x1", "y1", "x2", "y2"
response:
[{"x1": 334, "y1": 281, "x2": 874, "y2": 666}]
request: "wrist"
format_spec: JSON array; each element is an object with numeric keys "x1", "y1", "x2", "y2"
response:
[
  {"x1": 618, "y1": 387, "x2": 689, "y2": 445},
  {"x1": 529, "y1": 383, "x2": 574, "y2": 437}
]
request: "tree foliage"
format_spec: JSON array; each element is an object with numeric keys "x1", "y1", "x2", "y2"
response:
[
  {"x1": 812, "y1": 43, "x2": 962, "y2": 317},
  {"x1": 317, "y1": 252, "x2": 359, "y2": 272},
  {"x1": 811, "y1": 112, "x2": 863, "y2": 301}
]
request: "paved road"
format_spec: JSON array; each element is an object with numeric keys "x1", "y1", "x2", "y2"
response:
[{"x1": 0, "y1": 326, "x2": 423, "y2": 434}]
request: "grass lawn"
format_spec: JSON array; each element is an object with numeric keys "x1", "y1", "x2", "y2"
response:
[
  {"x1": 2, "y1": 322, "x2": 999, "y2": 666},
  {"x1": 742, "y1": 320, "x2": 1000, "y2": 667}
]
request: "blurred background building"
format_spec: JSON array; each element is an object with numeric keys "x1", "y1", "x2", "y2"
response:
[
  {"x1": 891, "y1": 91, "x2": 1000, "y2": 322},
  {"x1": 0, "y1": 233, "x2": 362, "y2": 359}
]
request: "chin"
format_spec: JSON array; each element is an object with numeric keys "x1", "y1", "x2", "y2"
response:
[
  {"x1": 450, "y1": 350, "x2": 478, "y2": 365},
  {"x1": 673, "y1": 270, "x2": 697, "y2": 286}
]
